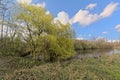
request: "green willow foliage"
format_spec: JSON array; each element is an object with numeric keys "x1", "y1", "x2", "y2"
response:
[{"x1": 15, "y1": 4, "x2": 75, "y2": 61}]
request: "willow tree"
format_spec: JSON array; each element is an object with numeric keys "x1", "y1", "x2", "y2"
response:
[{"x1": 15, "y1": 4, "x2": 75, "y2": 61}]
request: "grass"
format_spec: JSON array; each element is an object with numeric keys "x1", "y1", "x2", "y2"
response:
[
  {"x1": 1, "y1": 54, "x2": 120, "y2": 80},
  {"x1": 0, "y1": 56, "x2": 43, "y2": 79}
]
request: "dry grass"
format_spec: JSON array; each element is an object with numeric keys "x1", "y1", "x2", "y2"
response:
[{"x1": 3, "y1": 54, "x2": 120, "y2": 80}]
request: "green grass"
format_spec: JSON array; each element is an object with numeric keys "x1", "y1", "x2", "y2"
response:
[{"x1": 1, "y1": 54, "x2": 120, "y2": 80}]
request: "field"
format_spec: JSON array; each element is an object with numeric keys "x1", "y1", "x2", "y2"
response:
[{"x1": 0, "y1": 54, "x2": 120, "y2": 80}]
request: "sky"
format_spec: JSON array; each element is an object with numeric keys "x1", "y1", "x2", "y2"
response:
[{"x1": 17, "y1": 0, "x2": 120, "y2": 40}]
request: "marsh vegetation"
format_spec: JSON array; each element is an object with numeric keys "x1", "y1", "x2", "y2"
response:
[{"x1": 0, "y1": 0, "x2": 120, "y2": 80}]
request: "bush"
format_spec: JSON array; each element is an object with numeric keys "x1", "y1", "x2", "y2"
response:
[{"x1": 74, "y1": 40, "x2": 113, "y2": 51}]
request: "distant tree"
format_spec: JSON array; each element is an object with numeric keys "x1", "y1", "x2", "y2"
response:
[
  {"x1": 0, "y1": 0, "x2": 26, "y2": 55},
  {"x1": 0, "y1": 0, "x2": 12, "y2": 40}
]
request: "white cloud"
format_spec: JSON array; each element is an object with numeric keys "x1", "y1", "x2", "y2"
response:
[
  {"x1": 54, "y1": 11, "x2": 70, "y2": 25},
  {"x1": 100, "y1": 2, "x2": 119, "y2": 18},
  {"x1": 86, "y1": 3, "x2": 97, "y2": 10},
  {"x1": 32, "y1": 2, "x2": 46, "y2": 8},
  {"x1": 107, "y1": 40, "x2": 120, "y2": 43},
  {"x1": 71, "y1": 2, "x2": 119, "y2": 26},
  {"x1": 46, "y1": 10, "x2": 50, "y2": 15},
  {"x1": 102, "y1": 32, "x2": 108, "y2": 34},
  {"x1": 17, "y1": 0, "x2": 46, "y2": 8},
  {"x1": 17, "y1": 0, "x2": 32, "y2": 4},
  {"x1": 71, "y1": 9, "x2": 100, "y2": 26},
  {"x1": 115, "y1": 24, "x2": 120, "y2": 32},
  {"x1": 76, "y1": 37, "x2": 85, "y2": 40},
  {"x1": 96, "y1": 36, "x2": 106, "y2": 41}
]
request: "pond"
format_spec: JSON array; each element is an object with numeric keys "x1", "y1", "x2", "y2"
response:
[{"x1": 73, "y1": 49, "x2": 120, "y2": 60}]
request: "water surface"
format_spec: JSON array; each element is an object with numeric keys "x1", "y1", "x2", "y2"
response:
[{"x1": 74, "y1": 49, "x2": 120, "y2": 60}]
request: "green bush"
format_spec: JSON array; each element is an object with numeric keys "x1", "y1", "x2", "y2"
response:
[{"x1": 74, "y1": 40, "x2": 113, "y2": 51}]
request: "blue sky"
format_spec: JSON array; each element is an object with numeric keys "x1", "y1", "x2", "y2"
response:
[{"x1": 17, "y1": 0, "x2": 120, "y2": 40}]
